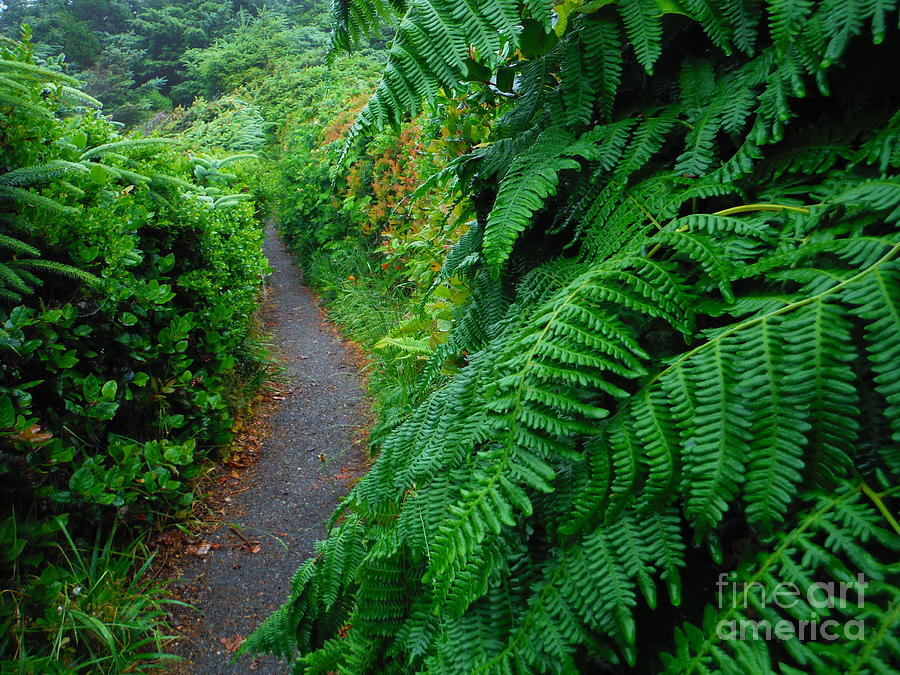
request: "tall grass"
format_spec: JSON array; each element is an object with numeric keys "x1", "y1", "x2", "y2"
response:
[{"x1": 1, "y1": 518, "x2": 186, "y2": 674}]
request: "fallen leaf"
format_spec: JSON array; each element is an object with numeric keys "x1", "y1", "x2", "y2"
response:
[
  {"x1": 219, "y1": 634, "x2": 245, "y2": 652},
  {"x1": 186, "y1": 542, "x2": 212, "y2": 556},
  {"x1": 230, "y1": 470, "x2": 240, "y2": 479}
]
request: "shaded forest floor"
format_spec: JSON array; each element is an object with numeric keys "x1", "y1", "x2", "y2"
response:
[{"x1": 162, "y1": 222, "x2": 370, "y2": 673}]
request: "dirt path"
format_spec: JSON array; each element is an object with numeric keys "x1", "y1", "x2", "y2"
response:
[{"x1": 168, "y1": 222, "x2": 368, "y2": 673}]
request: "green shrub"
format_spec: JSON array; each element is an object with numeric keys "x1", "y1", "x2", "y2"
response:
[{"x1": 0, "y1": 33, "x2": 266, "y2": 670}]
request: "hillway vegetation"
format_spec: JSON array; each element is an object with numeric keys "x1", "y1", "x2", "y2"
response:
[{"x1": 1, "y1": 0, "x2": 899, "y2": 673}]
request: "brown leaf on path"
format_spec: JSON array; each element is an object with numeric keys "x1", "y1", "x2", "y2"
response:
[
  {"x1": 186, "y1": 542, "x2": 212, "y2": 556},
  {"x1": 219, "y1": 634, "x2": 245, "y2": 652}
]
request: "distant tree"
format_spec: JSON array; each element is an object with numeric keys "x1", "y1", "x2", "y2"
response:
[
  {"x1": 174, "y1": 9, "x2": 328, "y2": 102},
  {"x1": 0, "y1": 1, "x2": 102, "y2": 67},
  {"x1": 128, "y1": 0, "x2": 265, "y2": 102},
  {"x1": 81, "y1": 32, "x2": 166, "y2": 125},
  {"x1": 68, "y1": 0, "x2": 135, "y2": 34},
  {"x1": 0, "y1": 0, "x2": 270, "y2": 99}
]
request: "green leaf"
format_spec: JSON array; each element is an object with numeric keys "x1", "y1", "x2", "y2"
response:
[
  {"x1": 88, "y1": 163, "x2": 112, "y2": 185},
  {"x1": 101, "y1": 380, "x2": 117, "y2": 400},
  {"x1": 0, "y1": 395, "x2": 14, "y2": 429},
  {"x1": 163, "y1": 440, "x2": 194, "y2": 466},
  {"x1": 520, "y1": 18, "x2": 559, "y2": 58},
  {"x1": 89, "y1": 402, "x2": 119, "y2": 420},
  {"x1": 69, "y1": 465, "x2": 96, "y2": 493},
  {"x1": 70, "y1": 130, "x2": 88, "y2": 149}
]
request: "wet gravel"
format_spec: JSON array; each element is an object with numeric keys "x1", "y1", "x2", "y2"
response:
[{"x1": 167, "y1": 222, "x2": 368, "y2": 674}]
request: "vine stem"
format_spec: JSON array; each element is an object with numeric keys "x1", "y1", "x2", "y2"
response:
[
  {"x1": 713, "y1": 202, "x2": 811, "y2": 217},
  {"x1": 645, "y1": 202, "x2": 811, "y2": 258},
  {"x1": 859, "y1": 480, "x2": 900, "y2": 536}
]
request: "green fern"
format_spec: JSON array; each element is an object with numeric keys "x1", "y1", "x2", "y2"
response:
[
  {"x1": 662, "y1": 485, "x2": 899, "y2": 675},
  {"x1": 251, "y1": 0, "x2": 900, "y2": 672}
]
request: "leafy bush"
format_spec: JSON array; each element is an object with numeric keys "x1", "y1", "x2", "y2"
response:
[
  {"x1": 0, "y1": 34, "x2": 267, "y2": 670},
  {"x1": 246, "y1": 1, "x2": 900, "y2": 673}
]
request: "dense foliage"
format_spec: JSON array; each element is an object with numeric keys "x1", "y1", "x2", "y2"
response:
[
  {"x1": 244, "y1": 1, "x2": 900, "y2": 673},
  {"x1": 0, "y1": 0, "x2": 329, "y2": 121},
  {"x1": 0, "y1": 33, "x2": 266, "y2": 671}
]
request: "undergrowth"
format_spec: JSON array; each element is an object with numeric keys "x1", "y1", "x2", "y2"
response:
[{"x1": 0, "y1": 31, "x2": 268, "y2": 672}]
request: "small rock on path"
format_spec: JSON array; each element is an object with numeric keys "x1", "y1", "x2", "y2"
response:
[{"x1": 167, "y1": 222, "x2": 368, "y2": 674}]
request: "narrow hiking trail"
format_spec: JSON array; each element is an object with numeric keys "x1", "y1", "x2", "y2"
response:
[{"x1": 168, "y1": 223, "x2": 369, "y2": 674}]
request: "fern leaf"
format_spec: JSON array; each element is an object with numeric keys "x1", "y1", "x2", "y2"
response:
[
  {"x1": 616, "y1": 0, "x2": 663, "y2": 73},
  {"x1": 79, "y1": 138, "x2": 179, "y2": 161},
  {"x1": 580, "y1": 16, "x2": 624, "y2": 121},
  {"x1": 0, "y1": 185, "x2": 79, "y2": 216},
  {"x1": 0, "y1": 233, "x2": 39, "y2": 256},
  {"x1": 680, "y1": 336, "x2": 751, "y2": 534},
  {"x1": 842, "y1": 262, "x2": 900, "y2": 442},
  {"x1": 781, "y1": 299, "x2": 859, "y2": 486},
  {"x1": 738, "y1": 316, "x2": 809, "y2": 531},
  {"x1": 483, "y1": 128, "x2": 581, "y2": 269},
  {"x1": 558, "y1": 36, "x2": 594, "y2": 127},
  {"x1": 0, "y1": 160, "x2": 84, "y2": 187},
  {"x1": 630, "y1": 387, "x2": 680, "y2": 510}
]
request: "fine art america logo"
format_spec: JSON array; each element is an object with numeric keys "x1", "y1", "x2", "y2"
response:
[{"x1": 715, "y1": 573, "x2": 869, "y2": 642}]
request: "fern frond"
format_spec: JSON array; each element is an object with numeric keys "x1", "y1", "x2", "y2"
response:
[
  {"x1": 483, "y1": 127, "x2": 583, "y2": 269},
  {"x1": 0, "y1": 185, "x2": 79, "y2": 216},
  {"x1": 19, "y1": 259, "x2": 100, "y2": 286},
  {"x1": 0, "y1": 233, "x2": 39, "y2": 256},
  {"x1": 0, "y1": 58, "x2": 80, "y2": 86},
  {"x1": 80, "y1": 138, "x2": 180, "y2": 161},
  {"x1": 579, "y1": 15, "x2": 624, "y2": 122},
  {"x1": 842, "y1": 262, "x2": 900, "y2": 442},
  {"x1": 616, "y1": 0, "x2": 663, "y2": 73},
  {"x1": 662, "y1": 486, "x2": 899, "y2": 674},
  {"x1": 0, "y1": 160, "x2": 85, "y2": 187}
]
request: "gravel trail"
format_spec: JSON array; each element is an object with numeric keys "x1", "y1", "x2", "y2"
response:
[{"x1": 168, "y1": 222, "x2": 368, "y2": 674}]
